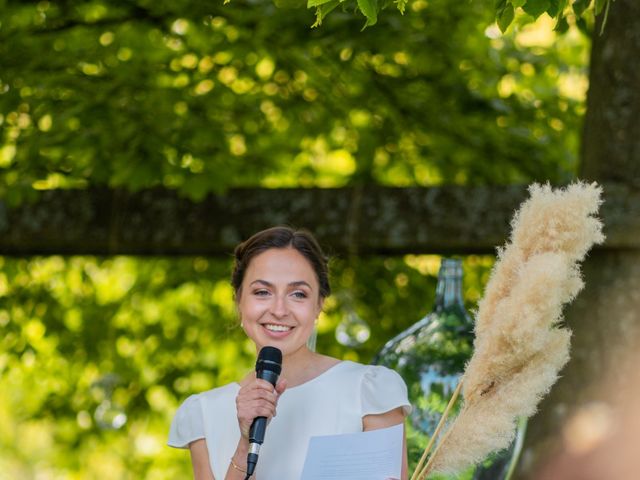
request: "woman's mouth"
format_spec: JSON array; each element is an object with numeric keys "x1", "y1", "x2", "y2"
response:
[{"x1": 262, "y1": 323, "x2": 294, "y2": 335}]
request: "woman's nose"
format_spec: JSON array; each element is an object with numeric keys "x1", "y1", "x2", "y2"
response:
[{"x1": 270, "y1": 295, "x2": 289, "y2": 318}]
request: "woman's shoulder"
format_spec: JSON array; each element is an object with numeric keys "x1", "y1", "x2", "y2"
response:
[
  {"x1": 343, "y1": 362, "x2": 412, "y2": 416},
  {"x1": 176, "y1": 382, "x2": 240, "y2": 412},
  {"x1": 168, "y1": 382, "x2": 240, "y2": 448},
  {"x1": 335, "y1": 359, "x2": 402, "y2": 379},
  {"x1": 197, "y1": 381, "x2": 240, "y2": 404},
  {"x1": 309, "y1": 359, "x2": 405, "y2": 390}
]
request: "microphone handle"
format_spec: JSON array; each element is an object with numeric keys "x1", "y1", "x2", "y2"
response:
[
  {"x1": 248, "y1": 416, "x2": 267, "y2": 444},
  {"x1": 246, "y1": 367, "x2": 280, "y2": 476}
]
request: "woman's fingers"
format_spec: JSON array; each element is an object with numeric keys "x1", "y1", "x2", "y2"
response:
[
  {"x1": 238, "y1": 383, "x2": 278, "y2": 405},
  {"x1": 275, "y1": 378, "x2": 287, "y2": 396},
  {"x1": 236, "y1": 400, "x2": 277, "y2": 420},
  {"x1": 236, "y1": 377, "x2": 285, "y2": 438},
  {"x1": 240, "y1": 388, "x2": 277, "y2": 405},
  {"x1": 240, "y1": 404, "x2": 275, "y2": 419}
]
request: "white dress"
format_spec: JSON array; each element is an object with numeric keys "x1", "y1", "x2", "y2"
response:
[{"x1": 168, "y1": 360, "x2": 411, "y2": 479}]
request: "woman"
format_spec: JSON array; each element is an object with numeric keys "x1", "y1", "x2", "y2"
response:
[{"x1": 168, "y1": 226, "x2": 411, "y2": 479}]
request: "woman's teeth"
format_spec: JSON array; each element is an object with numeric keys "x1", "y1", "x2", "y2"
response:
[{"x1": 264, "y1": 324, "x2": 292, "y2": 332}]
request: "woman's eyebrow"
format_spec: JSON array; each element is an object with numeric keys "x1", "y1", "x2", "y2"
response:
[{"x1": 249, "y1": 279, "x2": 311, "y2": 288}]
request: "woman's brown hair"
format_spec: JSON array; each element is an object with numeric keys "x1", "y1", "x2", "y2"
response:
[{"x1": 231, "y1": 226, "x2": 331, "y2": 299}]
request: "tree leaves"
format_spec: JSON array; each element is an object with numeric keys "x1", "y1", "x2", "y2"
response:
[
  {"x1": 309, "y1": 0, "x2": 378, "y2": 29},
  {"x1": 311, "y1": 0, "x2": 341, "y2": 27},
  {"x1": 304, "y1": 0, "x2": 603, "y2": 30},
  {"x1": 493, "y1": 0, "x2": 605, "y2": 34},
  {"x1": 572, "y1": 0, "x2": 592, "y2": 16},
  {"x1": 522, "y1": 0, "x2": 551, "y2": 19},
  {"x1": 1, "y1": 0, "x2": 588, "y2": 201},
  {"x1": 546, "y1": 0, "x2": 562, "y2": 17},
  {"x1": 357, "y1": 0, "x2": 378, "y2": 28},
  {"x1": 496, "y1": 0, "x2": 515, "y2": 32},
  {"x1": 308, "y1": 0, "x2": 336, "y2": 6},
  {"x1": 395, "y1": 0, "x2": 409, "y2": 15}
]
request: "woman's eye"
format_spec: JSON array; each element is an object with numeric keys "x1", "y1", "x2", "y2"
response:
[
  {"x1": 292, "y1": 291, "x2": 308, "y2": 299},
  {"x1": 254, "y1": 290, "x2": 270, "y2": 296}
]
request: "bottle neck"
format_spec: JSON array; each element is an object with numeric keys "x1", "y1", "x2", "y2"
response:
[{"x1": 433, "y1": 259, "x2": 465, "y2": 311}]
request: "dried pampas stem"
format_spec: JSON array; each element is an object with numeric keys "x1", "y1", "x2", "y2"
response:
[
  {"x1": 411, "y1": 182, "x2": 605, "y2": 478},
  {"x1": 410, "y1": 379, "x2": 464, "y2": 480},
  {"x1": 413, "y1": 379, "x2": 464, "y2": 480},
  {"x1": 418, "y1": 407, "x2": 464, "y2": 480}
]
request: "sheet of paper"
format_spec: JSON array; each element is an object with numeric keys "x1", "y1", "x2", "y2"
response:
[{"x1": 300, "y1": 423, "x2": 403, "y2": 480}]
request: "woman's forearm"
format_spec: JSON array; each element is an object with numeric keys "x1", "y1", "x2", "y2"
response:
[{"x1": 224, "y1": 438, "x2": 252, "y2": 480}]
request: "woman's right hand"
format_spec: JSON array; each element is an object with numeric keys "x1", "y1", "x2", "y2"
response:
[{"x1": 235, "y1": 375, "x2": 287, "y2": 440}]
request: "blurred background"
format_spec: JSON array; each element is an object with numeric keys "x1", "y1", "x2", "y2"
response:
[{"x1": 1, "y1": 0, "x2": 638, "y2": 479}]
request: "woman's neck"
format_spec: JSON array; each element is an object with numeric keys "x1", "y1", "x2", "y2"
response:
[
  {"x1": 281, "y1": 348, "x2": 341, "y2": 388},
  {"x1": 279, "y1": 346, "x2": 318, "y2": 387}
]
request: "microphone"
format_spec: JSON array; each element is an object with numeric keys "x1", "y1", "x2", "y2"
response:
[{"x1": 246, "y1": 346, "x2": 282, "y2": 477}]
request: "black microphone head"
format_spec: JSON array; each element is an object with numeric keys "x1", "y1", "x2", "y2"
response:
[{"x1": 256, "y1": 346, "x2": 282, "y2": 376}]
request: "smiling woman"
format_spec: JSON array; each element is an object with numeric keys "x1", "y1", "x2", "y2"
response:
[{"x1": 168, "y1": 226, "x2": 412, "y2": 480}]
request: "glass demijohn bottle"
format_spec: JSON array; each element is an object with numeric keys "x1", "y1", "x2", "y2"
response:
[
  {"x1": 373, "y1": 258, "x2": 523, "y2": 479},
  {"x1": 374, "y1": 259, "x2": 473, "y2": 438}
]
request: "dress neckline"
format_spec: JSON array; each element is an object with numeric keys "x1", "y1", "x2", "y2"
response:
[
  {"x1": 234, "y1": 360, "x2": 348, "y2": 391},
  {"x1": 286, "y1": 360, "x2": 346, "y2": 391}
]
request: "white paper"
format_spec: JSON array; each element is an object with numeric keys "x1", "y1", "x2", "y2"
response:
[{"x1": 300, "y1": 423, "x2": 403, "y2": 480}]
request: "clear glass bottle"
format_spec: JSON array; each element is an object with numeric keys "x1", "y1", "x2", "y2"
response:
[
  {"x1": 374, "y1": 259, "x2": 473, "y2": 436},
  {"x1": 373, "y1": 258, "x2": 523, "y2": 479}
]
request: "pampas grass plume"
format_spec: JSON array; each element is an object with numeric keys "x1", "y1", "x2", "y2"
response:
[{"x1": 425, "y1": 182, "x2": 605, "y2": 475}]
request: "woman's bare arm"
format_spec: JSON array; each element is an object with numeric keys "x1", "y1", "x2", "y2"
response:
[
  {"x1": 189, "y1": 439, "x2": 215, "y2": 480},
  {"x1": 363, "y1": 407, "x2": 409, "y2": 480},
  {"x1": 189, "y1": 438, "x2": 251, "y2": 480}
]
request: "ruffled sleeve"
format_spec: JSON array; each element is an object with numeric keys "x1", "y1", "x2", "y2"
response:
[
  {"x1": 168, "y1": 394, "x2": 205, "y2": 448},
  {"x1": 361, "y1": 365, "x2": 412, "y2": 417}
]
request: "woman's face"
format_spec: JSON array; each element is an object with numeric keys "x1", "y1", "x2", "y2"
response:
[{"x1": 237, "y1": 247, "x2": 323, "y2": 357}]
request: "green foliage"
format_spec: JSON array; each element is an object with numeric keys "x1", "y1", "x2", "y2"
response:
[
  {"x1": 300, "y1": 0, "x2": 605, "y2": 33},
  {"x1": 522, "y1": 0, "x2": 551, "y2": 20},
  {"x1": 572, "y1": 0, "x2": 591, "y2": 16},
  {"x1": 357, "y1": 0, "x2": 379, "y2": 28},
  {"x1": 496, "y1": 0, "x2": 516, "y2": 34},
  {"x1": 493, "y1": 0, "x2": 609, "y2": 33},
  {"x1": 311, "y1": 1, "x2": 341, "y2": 27},
  {"x1": 1, "y1": 0, "x2": 589, "y2": 206}
]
